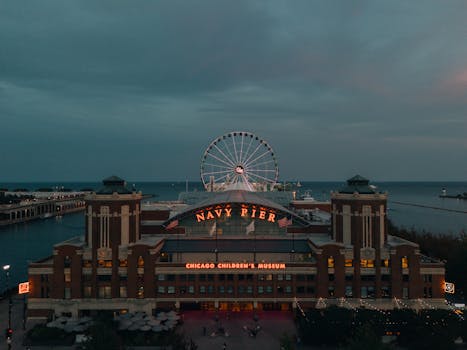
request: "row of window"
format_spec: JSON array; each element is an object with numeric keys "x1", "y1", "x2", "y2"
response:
[
  {"x1": 76, "y1": 285, "x2": 418, "y2": 300},
  {"x1": 327, "y1": 257, "x2": 409, "y2": 268}
]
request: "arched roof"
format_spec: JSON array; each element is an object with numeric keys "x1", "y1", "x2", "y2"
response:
[{"x1": 163, "y1": 190, "x2": 311, "y2": 227}]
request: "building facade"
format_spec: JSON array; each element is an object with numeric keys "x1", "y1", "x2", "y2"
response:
[{"x1": 28, "y1": 175, "x2": 446, "y2": 320}]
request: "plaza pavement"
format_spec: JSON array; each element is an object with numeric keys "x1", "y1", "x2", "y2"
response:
[{"x1": 178, "y1": 310, "x2": 303, "y2": 350}]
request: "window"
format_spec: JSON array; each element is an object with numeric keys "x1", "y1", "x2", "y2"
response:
[
  {"x1": 99, "y1": 286, "x2": 112, "y2": 299},
  {"x1": 207, "y1": 274, "x2": 214, "y2": 281},
  {"x1": 402, "y1": 287, "x2": 409, "y2": 299},
  {"x1": 188, "y1": 286, "x2": 195, "y2": 294},
  {"x1": 64, "y1": 287, "x2": 71, "y2": 299},
  {"x1": 64, "y1": 256, "x2": 71, "y2": 268},
  {"x1": 403, "y1": 274, "x2": 409, "y2": 282},
  {"x1": 160, "y1": 252, "x2": 169, "y2": 262},
  {"x1": 167, "y1": 274, "x2": 175, "y2": 281},
  {"x1": 329, "y1": 274, "x2": 335, "y2": 281},
  {"x1": 360, "y1": 259, "x2": 375, "y2": 268},
  {"x1": 266, "y1": 286, "x2": 273, "y2": 293},
  {"x1": 277, "y1": 274, "x2": 284, "y2": 281},
  {"x1": 188, "y1": 274, "x2": 195, "y2": 281},
  {"x1": 381, "y1": 286, "x2": 391, "y2": 298},
  {"x1": 345, "y1": 259, "x2": 353, "y2": 267},
  {"x1": 306, "y1": 286, "x2": 315, "y2": 294},
  {"x1": 227, "y1": 274, "x2": 234, "y2": 281},
  {"x1": 207, "y1": 285, "x2": 214, "y2": 294},
  {"x1": 401, "y1": 256, "x2": 408, "y2": 269},
  {"x1": 200, "y1": 286, "x2": 206, "y2": 294},
  {"x1": 277, "y1": 286, "x2": 284, "y2": 294},
  {"x1": 423, "y1": 287, "x2": 432, "y2": 298},
  {"x1": 423, "y1": 274, "x2": 432, "y2": 283},
  {"x1": 296, "y1": 274, "x2": 306, "y2": 281},
  {"x1": 157, "y1": 274, "x2": 165, "y2": 281},
  {"x1": 285, "y1": 286, "x2": 292, "y2": 293},
  {"x1": 199, "y1": 274, "x2": 206, "y2": 281},
  {"x1": 327, "y1": 257, "x2": 335, "y2": 268},
  {"x1": 296, "y1": 286, "x2": 305, "y2": 294},
  {"x1": 285, "y1": 274, "x2": 292, "y2": 281},
  {"x1": 266, "y1": 274, "x2": 273, "y2": 281},
  {"x1": 158, "y1": 286, "x2": 165, "y2": 294},
  {"x1": 179, "y1": 286, "x2": 187, "y2": 294},
  {"x1": 361, "y1": 275, "x2": 375, "y2": 282},
  {"x1": 120, "y1": 286, "x2": 127, "y2": 298},
  {"x1": 247, "y1": 274, "x2": 254, "y2": 281},
  {"x1": 382, "y1": 274, "x2": 391, "y2": 282},
  {"x1": 307, "y1": 275, "x2": 315, "y2": 281},
  {"x1": 258, "y1": 286, "x2": 264, "y2": 294},
  {"x1": 137, "y1": 256, "x2": 144, "y2": 268},
  {"x1": 219, "y1": 274, "x2": 225, "y2": 281},
  {"x1": 137, "y1": 286, "x2": 144, "y2": 298},
  {"x1": 345, "y1": 286, "x2": 353, "y2": 297},
  {"x1": 167, "y1": 286, "x2": 175, "y2": 294},
  {"x1": 367, "y1": 286, "x2": 375, "y2": 298},
  {"x1": 381, "y1": 259, "x2": 389, "y2": 268},
  {"x1": 238, "y1": 274, "x2": 245, "y2": 281},
  {"x1": 258, "y1": 274, "x2": 265, "y2": 281},
  {"x1": 361, "y1": 287, "x2": 368, "y2": 298},
  {"x1": 219, "y1": 286, "x2": 225, "y2": 294},
  {"x1": 345, "y1": 274, "x2": 353, "y2": 281},
  {"x1": 119, "y1": 259, "x2": 128, "y2": 267},
  {"x1": 179, "y1": 274, "x2": 187, "y2": 281},
  {"x1": 227, "y1": 285, "x2": 233, "y2": 294},
  {"x1": 238, "y1": 286, "x2": 245, "y2": 294},
  {"x1": 328, "y1": 286, "x2": 335, "y2": 297},
  {"x1": 64, "y1": 272, "x2": 71, "y2": 283},
  {"x1": 247, "y1": 286, "x2": 253, "y2": 294},
  {"x1": 83, "y1": 286, "x2": 92, "y2": 298},
  {"x1": 83, "y1": 260, "x2": 92, "y2": 268}
]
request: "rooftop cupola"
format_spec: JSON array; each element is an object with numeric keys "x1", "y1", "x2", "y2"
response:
[{"x1": 338, "y1": 175, "x2": 378, "y2": 194}]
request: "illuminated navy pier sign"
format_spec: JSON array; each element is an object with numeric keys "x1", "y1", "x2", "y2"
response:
[
  {"x1": 185, "y1": 262, "x2": 286, "y2": 270},
  {"x1": 195, "y1": 204, "x2": 276, "y2": 223}
]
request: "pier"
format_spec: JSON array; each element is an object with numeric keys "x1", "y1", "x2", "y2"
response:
[{"x1": 0, "y1": 191, "x2": 86, "y2": 226}]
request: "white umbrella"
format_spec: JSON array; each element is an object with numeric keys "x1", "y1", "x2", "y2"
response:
[
  {"x1": 128, "y1": 324, "x2": 140, "y2": 331},
  {"x1": 156, "y1": 313, "x2": 168, "y2": 321},
  {"x1": 167, "y1": 314, "x2": 180, "y2": 321},
  {"x1": 140, "y1": 325, "x2": 152, "y2": 331},
  {"x1": 151, "y1": 325, "x2": 163, "y2": 332},
  {"x1": 147, "y1": 319, "x2": 161, "y2": 326}
]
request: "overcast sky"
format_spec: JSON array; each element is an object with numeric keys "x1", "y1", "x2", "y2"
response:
[{"x1": 1, "y1": 1, "x2": 466, "y2": 182}]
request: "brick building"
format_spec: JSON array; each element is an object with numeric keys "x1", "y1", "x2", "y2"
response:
[{"x1": 27, "y1": 175, "x2": 446, "y2": 320}]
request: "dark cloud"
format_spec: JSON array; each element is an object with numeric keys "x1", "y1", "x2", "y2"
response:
[{"x1": 0, "y1": 1, "x2": 466, "y2": 181}]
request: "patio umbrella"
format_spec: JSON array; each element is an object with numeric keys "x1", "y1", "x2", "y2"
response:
[
  {"x1": 151, "y1": 325, "x2": 163, "y2": 332},
  {"x1": 140, "y1": 325, "x2": 152, "y2": 331},
  {"x1": 147, "y1": 319, "x2": 161, "y2": 326},
  {"x1": 128, "y1": 324, "x2": 140, "y2": 331}
]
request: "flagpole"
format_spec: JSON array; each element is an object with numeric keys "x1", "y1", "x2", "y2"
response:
[{"x1": 215, "y1": 221, "x2": 218, "y2": 262}]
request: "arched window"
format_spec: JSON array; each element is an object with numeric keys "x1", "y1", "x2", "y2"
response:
[{"x1": 137, "y1": 256, "x2": 145, "y2": 268}]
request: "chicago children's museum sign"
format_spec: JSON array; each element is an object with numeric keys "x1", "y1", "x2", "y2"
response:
[
  {"x1": 195, "y1": 204, "x2": 276, "y2": 223},
  {"x1": 185, "y1": 262, "x2": 286, "y2": 270}
]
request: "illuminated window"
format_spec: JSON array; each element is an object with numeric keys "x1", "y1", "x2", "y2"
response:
[
  {"x1": 258, "y1": 286, "x2": 264, "y2": 294},
  {"x1": 160, "y1": 252, "x2": 169, "y2": 262},
  {"x1": 285, "y1": 286, "x2": 292, "y2": 293},
  {"x1": 83, "y1": 260, "x2": 92, "y2": 268},
  {"x1": 137, "y1": 256, "x2": 145, "y2": 268},
  {"x1": 401, "y1": 256, "x2": 408, "y2": 269},
  {"x1": 381, "y1": 259, "x2": 389, "y2": 268},
  {"x1": 119, "y1": 259, "x2": 128, "y2": 267},
  {"x1": 158, "y1": 286, "x2": 165, "y2": 293},
  {"x1": 200, "y1": 286, "x2": 206, "y2": 294},
  {"x1": 137, "y1": 286, "x2": 144, "y2": 298},
  {"x1": 157, "y1": 274, "x2": 165, "y2": 281},
  {"x1": 98, "y1": 260, "x2": 105, "y2": 267},
  {"x1": 266, "y1": 286, "x2": 273, "y2": 293},
  {"x1": 64, "y1": 272, "x2": 71, "y2": 283},
  {"x1": 277, "y1": 274, "x2": 284, "y2": 281},
  {"x1": 120, "y1": 286, "x2": 127, "y2": 298},
  {"x1": 345, "y1": 286, "x2": 353, "y2": 297},
  {"x1": 104, "y1": 260, "x2": 112, "y2": 268},
  {"x1": 360, "y1": 259, "x2": 375, "y2": 268},
  {"x1": 188, "y1": 286, "x2": 195, "y2": 294},
  {"x1": 167, "y1": 286, "x2": 175, "y2": 294},
  {"x1": 266, "y1": 274, "x2": 273, "y2": 281},
  {"x1": 327, "y1": 257, "x2": 335, "y2": 268},
  {"x1": 345, "y1": 259, "x2": 353, "y2": 267},
  {"x1": 285, "y1": 274, "x2": 292, "y2": 281},
  {"x1": 99, "y1": 286, "x2": 112, "y2": 298},
  {"x1": 83, "y1": 286, "x2": 92, "y2": 298}
]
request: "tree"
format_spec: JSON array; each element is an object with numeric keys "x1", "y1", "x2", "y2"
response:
[{"x1": 346, "y1": 323, "x2": 390, "y2": 350}]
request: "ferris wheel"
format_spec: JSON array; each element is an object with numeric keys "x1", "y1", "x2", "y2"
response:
[{"x1": 200, "y1": 131, "x2": 279, "y2": 192}]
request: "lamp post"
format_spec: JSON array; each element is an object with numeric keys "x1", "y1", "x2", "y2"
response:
[{"x1": 3, "y1": 265, "x2": 11, "y2": 330}]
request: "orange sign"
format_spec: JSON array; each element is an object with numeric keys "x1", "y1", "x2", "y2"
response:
[
  {"x1": 18, "y1": 282, "x2": 30, "y2": 294},
  {"x1": 185, "y1": 262, "x2": 286, "y2": 270},
  {"x1": 195, "y1": 204, "x2": 276, "y2": 223}
]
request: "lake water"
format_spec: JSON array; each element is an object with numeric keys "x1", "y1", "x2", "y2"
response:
[{"x1": 0, "y1": 181, "x2": 466, "y2": 292}]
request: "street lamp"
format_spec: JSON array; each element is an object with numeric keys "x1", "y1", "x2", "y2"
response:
[{"x1": 3, "y1": 264, "x2": 12, "y2": 331}]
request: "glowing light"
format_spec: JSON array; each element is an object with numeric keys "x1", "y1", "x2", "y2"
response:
[{"x1": 18, "y1": 282, "x2": 29, "y2": 294}]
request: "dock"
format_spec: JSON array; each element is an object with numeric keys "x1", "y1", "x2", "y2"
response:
[{"x1": 0, "y1": 191, "x2": 87, "y2": 226}]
